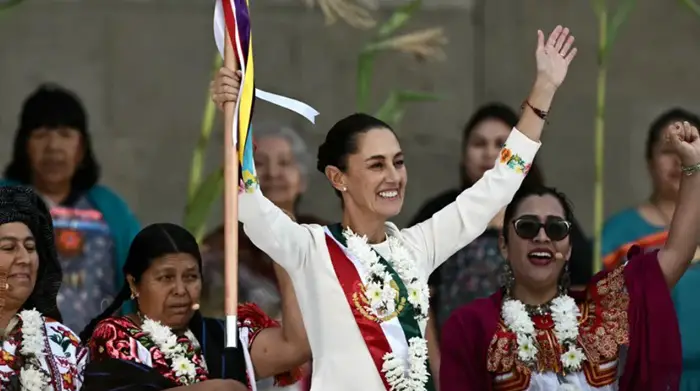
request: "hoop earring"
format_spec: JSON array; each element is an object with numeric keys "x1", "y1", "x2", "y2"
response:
[{"x1": 500, "y1": 262, "x2": 515, "y2": 296}]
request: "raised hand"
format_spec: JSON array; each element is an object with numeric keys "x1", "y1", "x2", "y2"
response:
[
  {"x1": 665, "y1": 121, "x2": 700, "y2": 167},
  {"x1": 210, "y1": 67, "x2": 242, "y2": 111},
  {"x1": 535, "y1": 25, "x2": 577, "y2": 89}
]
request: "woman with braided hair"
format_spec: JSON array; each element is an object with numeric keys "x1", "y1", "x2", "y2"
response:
[
  {"x1": 0, "y1": 186, "x2": 87, "y2": 390},
  {"x1": 80, "y1": 223, "x2": 309, "y2": 391}
]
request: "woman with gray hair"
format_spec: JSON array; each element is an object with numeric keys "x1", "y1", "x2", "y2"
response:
[{"x1": 200, "y1": 122, "x2": 323, "y2": 390}]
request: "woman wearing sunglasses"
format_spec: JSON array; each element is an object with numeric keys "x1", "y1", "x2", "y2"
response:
[{"x1": 439, "y1": 122, "x2": 700, "y2": 391}]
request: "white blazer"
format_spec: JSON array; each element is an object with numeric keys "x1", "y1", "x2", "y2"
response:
[{"x1": 238, "y1": 128, "x2": 540, "y2": 390}]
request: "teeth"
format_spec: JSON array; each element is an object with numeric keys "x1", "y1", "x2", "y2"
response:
[
  {"x1": 379, "y1": 191, "x2": 398, "y2": 198},
  {"x1": 529, "y1": 252, "x2": 552, "y2": 258}
]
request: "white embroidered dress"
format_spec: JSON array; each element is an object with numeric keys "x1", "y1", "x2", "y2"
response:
[
  {"x1": 238, "y1": 129, "x2": 540, "y2": 390},
  {"x1": 0, "y1": 315, "x2": 87, "y2": 391}
]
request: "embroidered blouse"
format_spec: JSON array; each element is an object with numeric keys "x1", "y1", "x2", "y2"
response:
[
  {"x1": 0, "y1": 316, "x2": 87, "y2": 391},
  {"x1": 88, "y1": 303, "x2": 301, "y2": 389},
  {"x1": 440, "y1": 248, "x2": 682, "y2": 391},
  {"x1": 485, "y1": 265, "x2": 628, "y2": 391}
]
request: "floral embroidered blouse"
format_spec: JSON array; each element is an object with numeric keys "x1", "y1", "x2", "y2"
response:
[
  {"x1": 441, "y1": 247, "x2": 682, "y2": 391},
  {"x1": 485, "y1": 265, "x2": 628, "y2": 391},
  {"x1": 0, "y1": 315, "x2": 87, "y2": 390},
  {"x1": 88, "y1": 303, "x2": 302, "y2": 389}
]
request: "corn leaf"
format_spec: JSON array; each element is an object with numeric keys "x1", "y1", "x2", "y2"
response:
[
  {"x1": 187, "y1": 54, "x2": 223, "y2": 203},
  {"x1": 681, "y1": 0, "x2": 700, "y2": 17},
  {"x1": 0, "y1": 0, "x2": 24, "y2": 10},
  {"x1": 183, "y1": 167, "x2": 224, "y2": 243},
  {"x1": 357, "y1": 51, "x2": 375, "y2": 112},
  {"x1": 607, "y1": 0, "x2": 635, "y2": 49},
  {"x1": 376, "y1": 0, "x2": 421, "y2": 39},
  {"x1": 374, "y1": 90, "x2": 442, "y2": 127},
  {"x1": 396, "y1": 90, "x2": 442, "y2": 102},
  {"x1": 592, "y1": 0, "x2": 605, "y2": 18}
]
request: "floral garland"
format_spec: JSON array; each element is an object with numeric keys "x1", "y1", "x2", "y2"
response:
[
  {"x1": 17, "y1": 309, "x2": 49, "y2": 391},
  {"x1": 501, "y1": 295, "x2": 586, "y2": 390},
  {"x1": 343, "y1": 228, "x2": 430, "y2": 391},
  {"x1": 140, "y1": 317, "x2": 199, "y2": 385}
]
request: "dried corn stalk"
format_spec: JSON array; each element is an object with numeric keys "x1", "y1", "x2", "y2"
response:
[
  {"x1": 367, "y1": 27, "x2": 448, "y2": 61},
  {"x1": 303, "y1": 0, "x2": 378, "y2": 29}
]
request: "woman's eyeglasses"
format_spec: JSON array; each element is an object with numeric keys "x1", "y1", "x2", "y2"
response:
[{"x1": 512, "y1": 216, "x2": 572, "y2": 241}]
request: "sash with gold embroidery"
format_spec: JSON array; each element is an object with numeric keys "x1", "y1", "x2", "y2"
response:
[{"x1": 325, "y1": 224, "x2": 435, "y2": 391}]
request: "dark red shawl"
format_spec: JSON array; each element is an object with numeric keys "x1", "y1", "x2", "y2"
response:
[{"x1": 439, "y1": 246, "x2": 682, "y2": 391}]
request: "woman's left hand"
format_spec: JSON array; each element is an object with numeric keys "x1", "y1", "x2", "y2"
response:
[
  {"x1": 534, "y1": 25, "x2": 577, "y2": 90},
  {"x1": 665, "y1": 121, "x2": 700, "y2": 166}
]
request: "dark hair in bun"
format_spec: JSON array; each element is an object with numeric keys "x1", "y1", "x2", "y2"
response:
[{"x1": 316, "y1": 113, "x2": 394, "y2": 197}]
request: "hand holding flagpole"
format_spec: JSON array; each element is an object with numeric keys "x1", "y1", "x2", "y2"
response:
[{"x1": 213, "y1": 0, "x2": 319, "y2": 350}]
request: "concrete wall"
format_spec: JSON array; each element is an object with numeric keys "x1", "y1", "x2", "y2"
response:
[{"x1": 1, "y1": 0, "x2": 699, "y2": 234}]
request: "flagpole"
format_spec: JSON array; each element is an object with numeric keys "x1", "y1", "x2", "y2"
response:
[{"x1": 223, "y1": 30, "x2": 240, "y2": 349}]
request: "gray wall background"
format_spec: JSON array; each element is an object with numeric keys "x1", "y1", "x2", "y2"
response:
[{"x1": 1, "y1": 0, "x2": 699, "y2": 234}]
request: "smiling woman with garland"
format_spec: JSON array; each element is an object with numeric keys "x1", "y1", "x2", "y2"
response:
[
  {"x1": 210, "y1": 25, "x2": 577, "y2": 391},
  {"x1": 440, "y1": 122, "x2": 700, "y2": 391},
  {"x1": 0, "y1": 186, "x2": 87, "y2": 391},
  {"x1": 79, "y1": 223, "x2": 309, "y2": 391}
]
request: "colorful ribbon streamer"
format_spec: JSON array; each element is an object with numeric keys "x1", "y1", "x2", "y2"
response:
[
  {"x1": 214, "y1": 0, "x2": 319, "y2": 175},
  {"x1": 214, "y1": 0, "x2": 319, "y2": 192}
]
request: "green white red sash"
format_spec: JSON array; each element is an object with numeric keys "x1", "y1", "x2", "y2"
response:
[{"x1": 324, "y1": 224, "x2": 435, "y2": 391}]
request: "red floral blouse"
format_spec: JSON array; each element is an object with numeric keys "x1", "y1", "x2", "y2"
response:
[{"x1": 88, "y1": 303, "x2": 302, "y2": 388}]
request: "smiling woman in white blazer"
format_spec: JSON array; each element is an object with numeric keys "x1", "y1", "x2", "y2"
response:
[{"x1": 211, "y1": 25, "x2": 578, "y2": 391}]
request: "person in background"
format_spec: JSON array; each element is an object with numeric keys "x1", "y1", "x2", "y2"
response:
[
  {"x1": 200, "y1": 122, "x2": 325, "y2": 321},
  {"x1": 602, "y1": 108, "x2": 700, "y2": 390},
  {"x1": 409, "y1": 103, "x2": 593, "y2": 386},
  {"x1": 0, "y1": 84, "x2": 140, "y2": 333},
  {"x1": 199, "y1": 120, "x2": 323, "y2": 391}
]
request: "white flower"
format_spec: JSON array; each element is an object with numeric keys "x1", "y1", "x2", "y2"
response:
[
  {"x1": 141, "y1": 315, "x2": 199, "y2": 385},
  {"x1": 17, "y1": 309, "x2": 50, "y2": 391},
  {"x1": 502, "y1": 294, "x2": 586, "y2": 374},
  {"x1": 560, "y1": 345, "x2": 586, "y2": 371},
  {"x1": 172, "y1": 356, "x2": 197, "y2": 378},
  {"x1": 368, "y1": 262, "x2": 387, "y2": 276},
  {"x1": 551, "y1": 296, "x2": 580, "y2": 344},
  {"x1": 20, "y1": 367, "x2": 48, "y2": 391},
  {"x1": 381, "y1": 338, "x2": 430, "y2": 391},
  {"x1": 516, "y1": 335, "x2": 538, "y2": 363},
  {"x1": 406, "y1": 283, "x2": 424, "y2": 307},
  {"x1": 502, "y1": 300, "x2": 535, "y2": 335},
  {"x1": 365, "y1": 282, "x2": 384, "y2": 308}
]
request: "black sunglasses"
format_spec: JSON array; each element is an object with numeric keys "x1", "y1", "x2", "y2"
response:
[{"x1": 512, "y1": 216, "x2": 572, "y2": 241}]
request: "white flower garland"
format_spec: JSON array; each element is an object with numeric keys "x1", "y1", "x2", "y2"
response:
[
  {"x1": 502, "y1": 295, "x2": 586, "y2": 390},
  {"x1": 141, "y1": 317, "x2": 198, "y2": 385},
  {"x1": 17, "y1": 309, "x2": 49, "y2": 391},
  {"x1": 343, "y1": 228, "x2": 430, "y2": 391}
]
